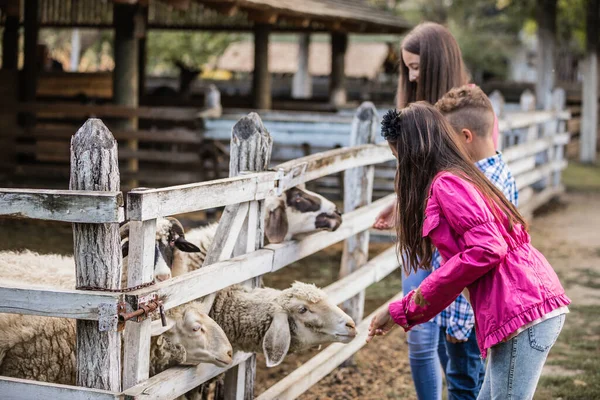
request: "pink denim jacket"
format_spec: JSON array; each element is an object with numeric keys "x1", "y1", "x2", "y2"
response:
[{"x1": 388, "y1": 172, "x2": 570, "y2": 358}]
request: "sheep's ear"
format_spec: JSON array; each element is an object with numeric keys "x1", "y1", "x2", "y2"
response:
[
  {"x1": 151, "y1": 317, "x2": 176, "y2": 336},
  {"x1": 174, "y1": 237, "x2": 201, "y2": 253},
  {"x1": 265, "y1": 205, "x2": 288, "y2": 244},
  {"x1": 263, "y1": 312, "x2": 291, "y2": 367}
]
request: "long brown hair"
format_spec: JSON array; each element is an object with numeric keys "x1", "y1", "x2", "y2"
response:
[
  {"x1": 382, "y1": 103, "x2": 527, "y2": 274},
  {"x1": 397, "y1": 22, "x2": 469, "y2": 109}
]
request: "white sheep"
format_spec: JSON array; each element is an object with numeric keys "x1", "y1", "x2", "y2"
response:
[
  {"x1": 210, "y1": 281, "x2": 356, "y2": 367},
  {"x1": 171, "y1": 185, "x2": 343, "y2": 276},
  {"x1": 0, "y1": 256, "x2": 233, "y2": 384}
]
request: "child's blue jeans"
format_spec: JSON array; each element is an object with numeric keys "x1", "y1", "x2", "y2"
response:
[
  {"x1": 402, "y1": 268, "x2": 485, "y2": 400},
  {"x1": 477, "y1": 314, "x2": 565, "y2": 400}
]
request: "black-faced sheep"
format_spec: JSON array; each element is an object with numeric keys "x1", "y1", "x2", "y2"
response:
[
  {"x1": 171, "y1": 185, "x2": 343, "y2": 276},
  {"x1": 210, "y1": 282, "x2": 356, "y2": 367}
]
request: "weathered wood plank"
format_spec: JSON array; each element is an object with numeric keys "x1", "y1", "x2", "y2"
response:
[
  {"x1": 70, "y1": 118, "x2": 122, "y2": 392},
  {"x1": 274, "y1": 144, "x2": 395, "y2": 191},
  {"x1": 269, "y1": 194, "x2": 394, "y2": 272},
  {"x1": 122, "y1": 219, "x2": 157, "y2": 389},
  {"x1": 0, "y1": 189, "x2": 124, "y2": 223},
  {"x1": 126, "y1": 144, "x2": 393, "y2": 221},
  {"x1": 126, "y1": 195, "x2": 395, "y2": 312},
  {"x1": 516, "y1": 160, "x2": 568, "y2": 191},
  {"x1": 126, "y1": 172, "x2": 276, "y2": 221},
  {"x1": 255, "y1": 293, "x2": 405, "y2": 400},
  {"x1": 220, "y1": 112, "x2": 272, "y2": 400},
  {"x1": 502, "y1": 133, "x2": 569, "y2": 163},
  {"x1": 339, "y1": 102, "x2": 378, "y2": 337},
  {"x1": 0, "y1": 376, "x2": 120, "y2": 400},
  {"x1": 0, "y1": 102, "x2": 202, "y2": 121},
  {"x1": 0, "y1": 283, "x2": 120, "y2": 319},
  {"x1": 122, "y1": 352, "x2": 252, "y2": 400}
]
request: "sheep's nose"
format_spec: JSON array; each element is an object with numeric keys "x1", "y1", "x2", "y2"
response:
[
  {"x1": 346, "y1": 321, "x2": 356, "y2": 330},
  {"x1": 227, "y1": 350, "x2": 233, "y2": 358},
  {"x1": 335, "y1": 209, "x2": 342, "y2": 216},
  {"x1": 155, "y1": 274, "x2": 171, "y2": 282}
]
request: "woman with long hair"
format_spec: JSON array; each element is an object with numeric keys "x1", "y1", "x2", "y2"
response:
[
  {"x1": 367, "y1": 103, "x2": 569, "y2": 400},
  {"x1": 373, "y1": 22, "x2": 497, "y2": 400}
]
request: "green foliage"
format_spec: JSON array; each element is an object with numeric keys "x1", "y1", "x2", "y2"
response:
[
  {"x1": 399, "y1": 0, "x2": 534, "y2": 81},
  {"x1": 146, "y1": 31, "x2": 239, "y2": 75}
]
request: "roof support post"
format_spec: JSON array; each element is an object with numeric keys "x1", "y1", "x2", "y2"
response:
[
  {"x1": 292, "y1": 33, "x2": 312, "y2": 99},
  {"x1": 330, "y1": 32, "x2": 348, "y2": 108},
  {"x1": 252, "y1": 23, "x2": 272, "y2": 110}
]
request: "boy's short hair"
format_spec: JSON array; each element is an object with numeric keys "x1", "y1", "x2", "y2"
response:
[{"x1": 434, "y1": 85, "x2": 494, "y2": 138}]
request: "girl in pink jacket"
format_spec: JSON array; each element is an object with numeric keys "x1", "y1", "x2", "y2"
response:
[{"x1": 367, "y1": 102, "x2": 570, "y2": 400}]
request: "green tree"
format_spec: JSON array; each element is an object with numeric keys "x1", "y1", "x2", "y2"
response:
[{"x1": 146, "y1": 31, "x2": 239, "y2": 75}]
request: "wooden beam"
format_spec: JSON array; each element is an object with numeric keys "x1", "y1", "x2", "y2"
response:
[
  {"x1": 0, "y1": 376, "x2": 119, "y2": 400},
  {"x1": 0, "y1": 284, "x2": 120, "y2": 320},
  {"x1": 339, "y1": 102, "x2": 378, "y2": 345},
  {"x1": 1, "y1": 0, "x2": 19, "y2": 70},
  {"x1": 122, "y1": 352, "x2": 252, "y2": 399},
  {"x1": 21, "y1": 0, "x2": 38, "y2": 127},
  {"x1": 70, "y1": 119, "x2": 122, "y2": 392},
  {"x1": 247, "y1": 9, "x2": 278, "y2": 24},
  {"x1": 125, "y1": 144, "x2": 395, "y2": 221},
  {"x1": 329, "y1": 32, "x2": 348, "y2": 107},
  {"x1": 535, "y1": 0, "x2": 557, "y2": 109},
  {"x1": 0, "y1": 189, "x2": 124, "y2": 223},
  {"x1": 114, "y1": 3, "x2": 143, "y2": 188},
  {"x1": 580, "y1": 0, "x2": 599, "y2": 163},
  {"x1": 252, "y1": 23, "x2": 272, "y2": 109},
  {"x1": 125, "y1": 195, "x2": 395, "y2": 312},
  {"x1": 122, "y1": 219, "x2": 157, "y2": 389}
]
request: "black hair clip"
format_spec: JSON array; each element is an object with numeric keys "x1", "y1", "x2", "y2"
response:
[{"x1": 381, "y1": 109, "x2": 402, "y2": 141}]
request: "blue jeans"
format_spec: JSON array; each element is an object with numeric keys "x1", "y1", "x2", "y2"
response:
[
  {"x1": 444, "y1": 326, "x2": 485, "y2": 400},
  {"x1": 403, "y1": 269, "x2": 447, "y2": 400},
  {"x1": 402, "y1": 269, "x2": 485, "y2": 400},
  {"x1": 478, "y1": 314, "x2": 565, "y2": 400}
]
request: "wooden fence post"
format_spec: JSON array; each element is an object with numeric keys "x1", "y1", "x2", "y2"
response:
[
  {"x1": 339, "y1": 102, "x2": 378, "y2": 362},
  {"x1": 198, "y1": 113, "x2": 272, "y2": 400},
  {"x1": 488, "y1": 90, "x2": 505, "y2": 149},
  {"x1": 552, "y1": 87, "x2": 567, "y2": 188},
  {"x1": 122, "y1": 216, "x2": 157, "y2": 389},
  {"x1": 70, "y1": 118, "x2": 122, "y2": 391}
]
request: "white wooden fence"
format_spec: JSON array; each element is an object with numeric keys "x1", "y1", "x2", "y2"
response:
[{"x1": 0, "y1": 90, "x2": 569, "y2": 400}]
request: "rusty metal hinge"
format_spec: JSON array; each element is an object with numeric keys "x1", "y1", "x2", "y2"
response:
[{"x1": 99, "y1": 294, "x2": 165, "y2": 332}]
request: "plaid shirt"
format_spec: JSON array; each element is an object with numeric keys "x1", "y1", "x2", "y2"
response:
[{"x1": 432, "y1": 152, "x2": 518, "y2": 340}]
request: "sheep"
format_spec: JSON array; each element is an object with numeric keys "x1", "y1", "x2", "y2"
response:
[
  {"x1": 0, "y1": 262, "x2": 233, "y2": 384},
  {"x1": 0, "y1": 302, "x2": 232, "y2": 384},
  {"x1": 210, "y1": 281, "x2": 357, "y2": 368},
  {"x1": 171, "y1": 185, "x2": 343, "y2": 276},
  {"x1": 0, "y1": 217, "x2": 201, "y2": 289}
]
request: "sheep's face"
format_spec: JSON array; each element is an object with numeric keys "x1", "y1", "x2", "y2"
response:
[
  {"x1": 121, "y1": 217, "x2": 201, "y2": 283},
  {"x1": 280, "y1": 283, "x2": 356, "y2": 350},
  {"x1": 265, "y1": 186, "x2": 342, "y2": 243},
  {"x1": 153, "y1": 308, "x2": 233, "y2": 368}
]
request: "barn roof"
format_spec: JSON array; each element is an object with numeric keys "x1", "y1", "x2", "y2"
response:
[
  {"x1": 0, "y1": 0, "x2": 411, "y2": 34},
  {"x1": 216, "y1": 41, "x2": 391, "y2": 79}
]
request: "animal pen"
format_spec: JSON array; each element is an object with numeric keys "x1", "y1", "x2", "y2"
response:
[{"x1": 0, "y1": 90, "x2": 570, "y2": 399}]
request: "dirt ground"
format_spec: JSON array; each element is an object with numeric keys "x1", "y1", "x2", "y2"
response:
[{"x1": 1, "y1": 163, "x2": 598, "y2": 400}]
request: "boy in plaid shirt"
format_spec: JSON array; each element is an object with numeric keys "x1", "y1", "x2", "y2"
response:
[{"x1": 432, "y1": 85, "x2": 518, "y2": 399}]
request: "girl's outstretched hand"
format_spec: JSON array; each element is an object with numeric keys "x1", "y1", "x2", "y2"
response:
[
  {"x1": 366, "y1": 307, "x2": 396, "y2": 343},
  {"x1": 373, "y1": 199, "x2": 397, "y2": 230}
]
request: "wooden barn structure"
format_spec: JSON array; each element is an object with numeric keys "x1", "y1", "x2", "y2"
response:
[{"x1": 0, "y1": 0, "x2": 410, "y2": 189}]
